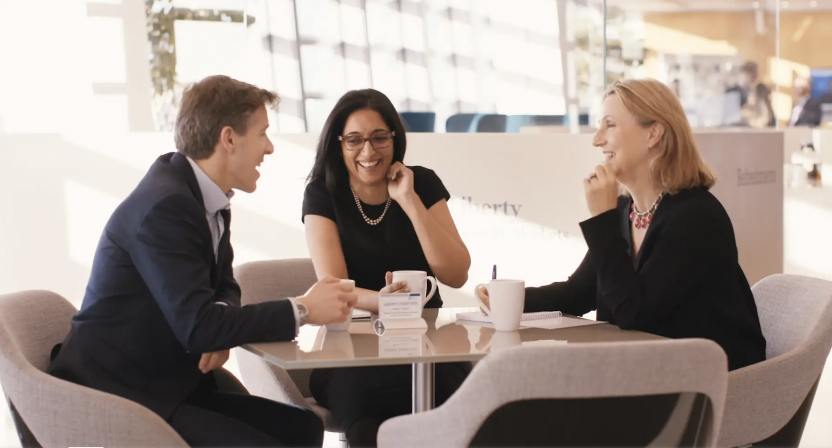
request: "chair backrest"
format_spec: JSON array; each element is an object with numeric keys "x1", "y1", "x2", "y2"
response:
[
  {"x1": 399, "y1": 112, "x2": 436, "y2": 132},
  {"x1": 506, "y1": 115, "x2": 566, "y2": 133},
  {"x1": 0, "y1": 290, "x2": 187, "y2": 448},
  {"x1": 378, "y1": 339, "x2": 728, "y2": 448},
  {"x1": 719, "y1": 274, "x2": 832, "y2": 447},
  {"x1": 755, "y1": 274, "x2": 832, "y2": 359},
  {"x1": 475, "y1": 114, "x2": 507, "y2": 132},
  {"x1": 234, "y1": 258, "x2": 318, "y2": 306},
  {"x1": 233, "y1": 259, "x2": 319, "y2": 404},
  {"x1": 446, "y1": 113, "x2": 480, "y2": 133}
]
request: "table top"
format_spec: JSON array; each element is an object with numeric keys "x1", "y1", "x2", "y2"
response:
[{"x1": 242, "y1": 307, "x2": 665, "y2": 370}]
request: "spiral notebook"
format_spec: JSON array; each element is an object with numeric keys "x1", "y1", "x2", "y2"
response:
[
  {"x1": 456, "y1": 311, "x2": 563, "y2": 324},
  {"x1": 456, "y1": 311, "x2": 604, "y2": 330}
]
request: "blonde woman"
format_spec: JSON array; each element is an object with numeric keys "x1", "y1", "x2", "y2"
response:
[{"x1": 480, "y1": 79, "x2": 766, "y2": 371}]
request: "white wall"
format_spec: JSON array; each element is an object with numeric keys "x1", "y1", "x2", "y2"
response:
[{"x1": 0, "y1": 132, "x2": 783, "y2": 309}]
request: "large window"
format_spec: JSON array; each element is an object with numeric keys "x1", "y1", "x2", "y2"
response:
[
  {"x1": 1, "y1": 0, "x2": 830, "y2": 135},
  {"x1": 138, "y1": 0, "x2": 607, "y2": 132}
]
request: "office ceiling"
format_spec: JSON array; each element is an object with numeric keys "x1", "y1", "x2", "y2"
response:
[{"x1": 606, "y1": 0, "x2": 832, "y2": 12}]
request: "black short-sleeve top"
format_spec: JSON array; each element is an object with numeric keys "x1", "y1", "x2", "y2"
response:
[{"x1": 302, "y1": 166, "x2": 450, "y2": 308}]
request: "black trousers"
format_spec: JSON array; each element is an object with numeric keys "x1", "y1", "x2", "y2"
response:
[
  {"x1": 168, "y1": 391, "x2": 324, "y2": 447},
  {"x1": 167, "y1": 369, "x2": 324, "y2": 447}
]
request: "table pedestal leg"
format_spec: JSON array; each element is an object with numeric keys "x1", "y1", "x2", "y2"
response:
[{"x1": 412, "y1": 362, "x2": 435, "y2": 413}]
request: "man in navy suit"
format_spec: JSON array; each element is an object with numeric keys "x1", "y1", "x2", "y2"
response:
[
  {"x1": 48, "y1": 75, "x2": 357, "y2": 446},
  {"x1": 789, "y1": 76, "x2": 823, "y2": 127}
]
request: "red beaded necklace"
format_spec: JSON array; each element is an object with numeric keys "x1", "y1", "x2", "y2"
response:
[{"x1": 630, "y1": 193, "x2": 664, "y2": 230}]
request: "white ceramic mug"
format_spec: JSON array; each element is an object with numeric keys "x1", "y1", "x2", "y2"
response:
[
  {"x1": 474, "y1": 279, "x2": 525, "y2": 331},
  {"x1": 391, "y1": 271, "x2": 437, "y2": 306},
  {"x1": 325, "y1": 279, "x2": 356, "y2": 332}
]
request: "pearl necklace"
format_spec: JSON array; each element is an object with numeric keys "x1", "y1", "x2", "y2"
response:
[
  {"x1": 350, "y1": 184, "x2": 392, "y2": 226},
  {"x1": 630, "y1": 192, "x2": 664, "y2": 229}
]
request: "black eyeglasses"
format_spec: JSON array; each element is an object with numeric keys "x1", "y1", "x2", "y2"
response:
[{"x1": 339, "y1": 131, "x2": 395, "y2": 151}]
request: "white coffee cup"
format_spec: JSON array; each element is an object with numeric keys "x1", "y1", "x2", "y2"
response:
[
  {"x1": 391, "y1": 271, "x2": 437, "y2": 306},
  {"x1": 325, "y1": 279, "x2": 356, "y2": 332},
  {"x1": 474, "y1": 279, "x2": 525, "y2": 331}
]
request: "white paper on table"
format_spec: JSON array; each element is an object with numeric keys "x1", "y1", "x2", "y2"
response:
[
  {"x1": 456, "y1": 316, "x2": 605, "y2": 330},
  {"x1": 352, "y1": 309, "x2": 372, "y2": 320},
  {"x1": 456, "y1": 311, "x2": 562, "y2": 323}
]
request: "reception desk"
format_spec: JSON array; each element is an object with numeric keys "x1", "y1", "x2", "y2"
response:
[{"x1": 0, "y1": 131, "x2": 783, "y2": 307}]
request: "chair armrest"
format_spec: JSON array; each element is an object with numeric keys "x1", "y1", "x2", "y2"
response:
[{"x1": 719, "y1": 343, "x2": 827, "y2": 447}]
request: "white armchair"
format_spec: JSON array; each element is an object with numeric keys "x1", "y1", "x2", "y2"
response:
[
  {"x1": 0, "y1": 290, "x2": 187, "y2": 448},
  {"x1": 719, "y1": 274, "x2": 832, "y2": 447},
  {"x1": 378, "y1": 339, "x2": 728, "y2": 448}
]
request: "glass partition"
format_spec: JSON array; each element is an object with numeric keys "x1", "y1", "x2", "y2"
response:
[{"x1": 606, "y1": 0, "x2": 781, "y2": 128}]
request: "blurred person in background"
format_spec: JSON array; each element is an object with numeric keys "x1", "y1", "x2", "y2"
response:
[
  {"x1": 820, "y1": 78, "x2": 832, "y2": 104},
  {"x1": 727, "y1": 61, "x2": 775, "y2": 128},
  {"x1": 789, "y1": 76, "x2": 822, "y2": 127}
]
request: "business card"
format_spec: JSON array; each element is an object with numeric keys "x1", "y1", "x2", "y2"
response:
[{"x1": 379, "y1": 292, "x2": 423, "y2": 321}]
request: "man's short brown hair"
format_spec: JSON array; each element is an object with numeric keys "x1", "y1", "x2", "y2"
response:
[{"x1": 174, "y1": 75, "x2": 279, "y2": 159}]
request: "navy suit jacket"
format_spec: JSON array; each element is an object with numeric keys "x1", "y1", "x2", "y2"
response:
[
  {"x1": 794, "y1": 98, "x2": 823, "y2": 127},
  {"x1": 48, "y1": 152, "x2": 296, "y2": 418}
]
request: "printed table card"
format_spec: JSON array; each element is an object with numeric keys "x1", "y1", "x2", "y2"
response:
[{"x1": 377, "y1": 292, "x2": 427, "y2": 330}]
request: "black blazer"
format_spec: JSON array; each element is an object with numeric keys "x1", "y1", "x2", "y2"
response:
[
  {"x1": 48, "y1": 152, "x2": 296, "y2": 418},
  {"x1": 525, "y1": 187, "x2": 766, "y2": 371}
]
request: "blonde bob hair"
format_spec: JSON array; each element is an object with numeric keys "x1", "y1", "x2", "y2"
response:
[{"x1": 604, "y1": 78, "x2": 716, "y2": 194}]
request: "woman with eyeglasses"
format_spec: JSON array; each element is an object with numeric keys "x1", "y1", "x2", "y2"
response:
[{"x1": 302, "y1": 89, "x2": 472, "y2": 447}]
